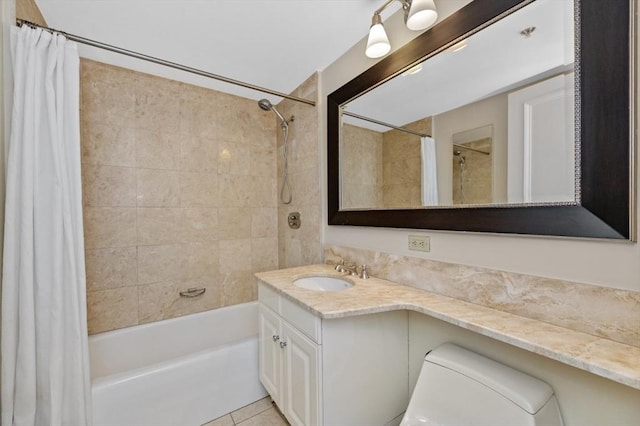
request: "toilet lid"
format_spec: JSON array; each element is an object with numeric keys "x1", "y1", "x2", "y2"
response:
[{"x1": 425, "y1": 344, "x2": 554, "y2": 414}]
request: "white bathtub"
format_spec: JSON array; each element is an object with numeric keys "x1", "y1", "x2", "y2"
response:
[{"x1": 89, "y1": 302, "x2": 267, "y2": 426}]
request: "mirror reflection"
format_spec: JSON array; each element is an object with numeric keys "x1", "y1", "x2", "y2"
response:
[
  {"x1": 452, "y1": 125, "x2": 493, "y2": 205},
  {"x1": 340, "y1": 0, "x2": 575, "y2": 210}
]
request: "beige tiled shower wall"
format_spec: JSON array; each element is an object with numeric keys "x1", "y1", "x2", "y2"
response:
[
  {"x1": 276, "y1": 74, "x2": 323, "y2": 268},
  {"x1": 339, "y1": 116, "x2": 432, "y2": 209},
  {"x1": 382, "y1": 117, "x2": 431, "y2": 207},
  {"x1": 81, "y1": 60, "x2": 279, "y2": 334},
  {"x1": 341, "y1": 124, "x2": 383, "y2": 209}
]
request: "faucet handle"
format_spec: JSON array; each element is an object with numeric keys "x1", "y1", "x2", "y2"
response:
[
  {"x1": 360, "y1": 264, "x2": 369, "y2": 279},
  {"x1": 334, "y1": 258, "x2": 344, "y2": 271}
]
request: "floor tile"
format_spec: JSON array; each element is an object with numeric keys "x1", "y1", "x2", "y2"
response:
[
  {"x1": 237, "y1": 407, "x2": 288, "y2": 426},
  {"x1": 231, "y1": 397, "x2": 273, "y2": 423},
  {"x1": 201, "y1": 414, "x2": 234, "y2": 426}
]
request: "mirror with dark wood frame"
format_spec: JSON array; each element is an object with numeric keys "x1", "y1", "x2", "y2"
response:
[{"x1": 327, "y1": 0, "x2": 634, "y2": 239}]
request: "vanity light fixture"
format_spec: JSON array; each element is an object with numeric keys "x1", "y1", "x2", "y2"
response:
[
  {"x1": 366, "y1": 13, "x2": 391, "y2": 58},
  {"x1": 365, "y1": 0, "x2": 438, "y2": 59},
  {"x1": 405, "y1": 0, "x2": 438, "y2": 30}
]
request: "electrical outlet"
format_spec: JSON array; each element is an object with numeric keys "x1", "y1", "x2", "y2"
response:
[{"x1": 408, "y1": 235, "x2": 430, "y2": 252}]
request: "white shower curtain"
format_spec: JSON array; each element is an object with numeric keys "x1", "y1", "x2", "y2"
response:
[
  {"x1": 420, "y1": 136, "x2": 439, "y2": 206},
  {"x1": 1, "y1": 25, "x2": 92, "y2": 426}
]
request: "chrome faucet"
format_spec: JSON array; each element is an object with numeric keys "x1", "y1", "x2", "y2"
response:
[
  {"x1": 337, "y1": 263, "x2": 359, "y2": 276},
  {"x1": 334, "y1": 260, "x2": 370, "y2": 279}
]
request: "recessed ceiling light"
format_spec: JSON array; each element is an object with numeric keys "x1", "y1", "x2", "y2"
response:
[
  {"x1": 402, "y1": 63, "x2": 423, "y2": 76},
  {"x1": 520, "y1": 26, "x2": 536, "y2": 38},
  {"x1": 448, "y1": 40, "x2": 468, "y2": 52}
]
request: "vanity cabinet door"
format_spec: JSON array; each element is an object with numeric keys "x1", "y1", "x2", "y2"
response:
[
  {"x1": 281, "y1": 321, "x2": 321, "y2": 426},
  {"x1": 259, "y1": 305, "x2": 282, "y2": 405}
]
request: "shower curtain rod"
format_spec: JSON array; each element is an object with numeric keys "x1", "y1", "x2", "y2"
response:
[
  {"x1": 453, "y1": 144, "x2": 490, "y2": 155},
  {"x1": 343, "y1": 110, "x2": 430, "y2": 137},
  {"x1": 16, "y1": 19, "x2": 316, "y2": 107},
  {"x1": 343, "y1": 110, "x2": 490, "y2": 155}
]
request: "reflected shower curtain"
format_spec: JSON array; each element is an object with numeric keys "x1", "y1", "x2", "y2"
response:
[
  {"x1": 1, "y1": 25, "x2": 92, "y2": 425},
  {"x1": 420, "y1": 136, "x2": 438, "y2": 206}
]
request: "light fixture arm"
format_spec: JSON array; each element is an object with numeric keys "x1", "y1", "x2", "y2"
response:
[
  {"x1": 373, "y1": 0, "x2": 410, "y2": 17},
  {"x1": 371, "y1": 11, "x2": 383, "y2": 26}
]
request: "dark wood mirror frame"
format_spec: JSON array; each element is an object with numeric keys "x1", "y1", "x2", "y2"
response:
[{"x1": 328, "y1": 0, "x2": 634, "y2": 239}]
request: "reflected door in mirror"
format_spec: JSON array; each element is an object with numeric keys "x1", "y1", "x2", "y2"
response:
[{"x1": 507, "y1": 73, "x2": 576, "y2": 203}]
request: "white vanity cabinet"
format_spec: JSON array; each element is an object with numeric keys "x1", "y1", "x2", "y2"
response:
[
  {"x1": 258, "y1": 282, "x2": 408, "y2": 426},
  {"x1": 259, "y1": 301, "x2": 321, "y2": 425}
]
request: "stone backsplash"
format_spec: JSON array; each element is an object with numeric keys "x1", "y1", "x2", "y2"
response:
[{"x1": 325, "y1": 245, "x2": 640, "y2": 347}]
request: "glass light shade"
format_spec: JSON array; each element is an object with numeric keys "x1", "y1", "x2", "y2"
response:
[
  {"x1": 405, "y1": 0, "x2": 438, "y2": 31},
  {"x1": 366, "y1": 22, "x2": 391, "y2": 58}
]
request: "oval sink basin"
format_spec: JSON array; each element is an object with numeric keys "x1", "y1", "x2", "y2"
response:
[{"x1": 294, "y1": 276, "x2": 353, "y2": 292}]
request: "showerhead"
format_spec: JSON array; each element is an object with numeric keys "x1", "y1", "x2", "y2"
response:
[
  {"x1": 258, "y1": 99, "x2": 272, "y2": 111},
  {"x1": 258, "y1": 98, "x2": 287, "y2": 126}
]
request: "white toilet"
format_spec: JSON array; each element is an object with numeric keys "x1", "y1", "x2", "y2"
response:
[{"x1": 400, "y1": 343, "x2": 564, "y2": 426}]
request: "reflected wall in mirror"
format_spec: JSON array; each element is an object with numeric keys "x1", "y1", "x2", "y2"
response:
[
  {"x1": 327, "y1": 0, "x2": 633, "y2": 239},
  {"x1": 340, "y1": 0, "x2": 575, "y2": 209},
  {"x1": 341, "y1": 117, "x2": 432, "y2": 209}
]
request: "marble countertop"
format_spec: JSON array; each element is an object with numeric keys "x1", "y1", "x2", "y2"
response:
[{"x1": 255, "y1": 264, "x2": 640, "y2": 390}]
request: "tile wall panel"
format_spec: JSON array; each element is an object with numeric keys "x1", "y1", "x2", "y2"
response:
[
  {"x1": 81, "y1": 60, "x2": 279, "y2": 333},
  {"x1": 276, "y1": 74, "x2": 323, "y2": 268}
]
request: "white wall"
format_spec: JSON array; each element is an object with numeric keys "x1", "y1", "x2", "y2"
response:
[
  {"x1": 433, "y1": 93, "x2": 508, "y2": 204},
  {"x1": 320, "y1": 1, "x2": 639, "y2": 293}
]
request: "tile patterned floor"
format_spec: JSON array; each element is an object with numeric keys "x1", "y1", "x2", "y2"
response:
[{"x1": 202, "y1": 397, "x2": 289, "y2": 426}]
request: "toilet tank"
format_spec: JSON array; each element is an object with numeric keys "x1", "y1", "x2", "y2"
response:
[{"x1": 401, "y1": 343, "x2": 564, "y2": 426}]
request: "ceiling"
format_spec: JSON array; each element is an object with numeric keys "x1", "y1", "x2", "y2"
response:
[
  {"x1": 34, "y1": 0, "x2": 386, "y2": 102},
  {"x1": 34, "y1": 0, "x2": 573, "y2": 125}
]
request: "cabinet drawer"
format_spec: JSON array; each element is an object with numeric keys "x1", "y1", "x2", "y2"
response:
[
  {"x1": 258, "y1": 282, "x2": 280, "y2": 313},
  {"x1": 258, "y1": 282, "x2": 321, "y2": 344},
  {"x1": 281, "y1": 297, "x2": 321, "y2": 344}
]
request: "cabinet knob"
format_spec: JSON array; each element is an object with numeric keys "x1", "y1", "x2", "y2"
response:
[
  {"x1": 280, "y1": 341, "x2": 288, "y2": 349},
  {"x1": 272, "y1": 334, "x2": 280, "y2": 342}
]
